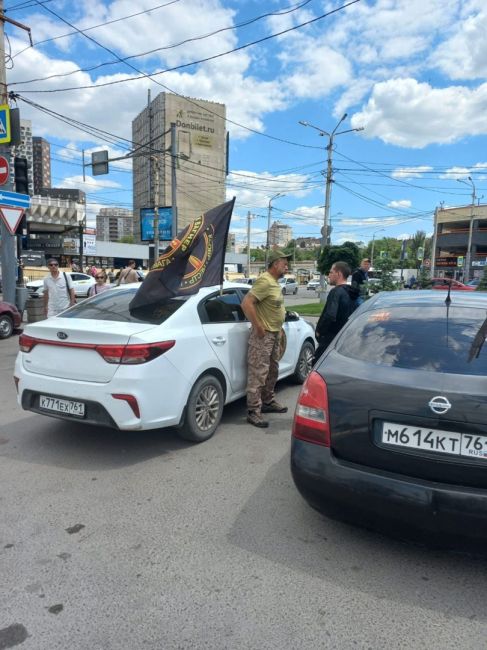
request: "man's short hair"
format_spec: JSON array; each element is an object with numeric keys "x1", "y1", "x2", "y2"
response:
[
  {"x1": 362, "y1": 258, "x2": 371, "y2": 264},
  {"x1": 332, "y1": 261, "x2": 351, "y2": 279},
  {"x1": 47, "y1": 258, "x2": 59, "y2": 265},
  {"x1": 128, "y1": 259, "x2": 136, "y2": 266}
]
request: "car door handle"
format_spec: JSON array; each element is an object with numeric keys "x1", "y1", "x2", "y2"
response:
[{"x1": 212, "y1": 336, "x2": 227, "y2": 345}]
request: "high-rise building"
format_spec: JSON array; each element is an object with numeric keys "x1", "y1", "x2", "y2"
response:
[
  {"x1": 39, "y1": 187, "x2": 86, "y2": 204},
  {"x1": 96, "y1": 207, "x2": 134, "y2": 242},
  {"x1": 32, "y1": 136, "x2": 51, "y2": 193},
  {"x1": 10, "y1": 119, "x2": 33, "y2": 195},
  {"x1": 132, "y1": 92, "x2": 227, "y2": 243},
  {"x1": 269, "y1": 221, "x2": 292, "y2": 247}
]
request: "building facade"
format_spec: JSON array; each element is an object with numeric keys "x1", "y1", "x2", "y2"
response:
[
  {"x1": 39, "y1": 187, "x2": 86, "y2": 204},
  {"x1": 96, "y1": 207, "x2": 134, "y2": 242},
  {"x1": 132, "y1": 92, "x2": 227, "y2": 243},
  {"x1": 269, "y1": 220, "x2": 292, "y2": 247},
  {"x1": 433, "y1": 203, "x2": 487, "y2": 280},
  {"x1": 32, "y1": 136, "x2": 51, "y2": 194},
  {"x1": 295, "y1": 236, "x2": 321, "y2": 249}
]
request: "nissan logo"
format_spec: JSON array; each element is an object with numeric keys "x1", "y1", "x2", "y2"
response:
[
  {"x1": 428, "y1": 396, "x2": 452, "y2": 415},
  {"x1": 57, "y1": 331, "x2": 68, "y2": 340}
]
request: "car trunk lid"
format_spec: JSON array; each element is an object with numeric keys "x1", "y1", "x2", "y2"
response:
[{"x1": 21, "y1": 318, "x2": 156, "y2": 383}]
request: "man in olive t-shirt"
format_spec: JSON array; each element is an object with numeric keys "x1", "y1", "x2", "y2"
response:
[{"x1": 241, "y1": 249, "x2": 292, "y2": 428}]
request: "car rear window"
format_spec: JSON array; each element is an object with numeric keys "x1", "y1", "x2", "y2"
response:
[
  {"x1": 59, "y1": 287, "x2": 187, "y2": 324},
  {"x1": 335, "y1": 305, "x2": 487, "y2": 376}
]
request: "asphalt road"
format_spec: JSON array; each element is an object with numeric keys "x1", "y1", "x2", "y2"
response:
[{"x1": 2, "y1": 327, "x2": 487, "y2": 649}]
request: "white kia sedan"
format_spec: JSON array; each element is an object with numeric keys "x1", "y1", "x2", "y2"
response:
[
  {"x1": 14, "y1": 283, "x2": 315, "y2": 442},
  {"x1": 26, "y1": 272, "x2": 96, "y2": 299}
]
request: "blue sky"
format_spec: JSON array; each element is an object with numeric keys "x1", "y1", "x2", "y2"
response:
[{"x1": 5, "y1": 0, "x2": 487, "y2": 247}]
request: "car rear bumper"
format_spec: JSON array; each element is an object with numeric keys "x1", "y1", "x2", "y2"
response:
[{"x1": 291, "y1": 439, "x2": 487, "y2": 546}]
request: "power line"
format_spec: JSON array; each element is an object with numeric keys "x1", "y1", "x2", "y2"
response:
[
  {"x1": 14, "y1": 0, "x2": 358, "y2": 151},
  {"x1": 12, "y1": 0, "x2": 183, "y2": 56}
]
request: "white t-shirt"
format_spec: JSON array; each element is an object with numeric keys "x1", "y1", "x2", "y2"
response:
[{"x1": 43, "y1": 272, "x2": 74, "y2": 317}]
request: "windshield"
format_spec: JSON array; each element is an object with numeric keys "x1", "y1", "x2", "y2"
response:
[
  {"x1": 335, "y1": 305, "x2": 487, "y2": 376},
  {"x1": 59, "y1": 287, "x2": 187, "y2": 324}
]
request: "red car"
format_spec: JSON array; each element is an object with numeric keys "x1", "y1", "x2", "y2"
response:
[
  {"x1": 431, "y1": 278, "x2": 476, "y2": 291},
  {"x1": 0, "y1": 301, "x2": 22, "y2": 339}
]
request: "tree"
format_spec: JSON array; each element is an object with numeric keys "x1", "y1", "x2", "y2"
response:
[
  {"x1": 318, "y1": 241, "x2": 360, "y2": 275},
  {"x1": 118, "y1": 235, "x2": 135, "y2": 244},
  {"x1": 373, "y1": 256, "x2": 396, "y2": 290},
  {"x1": 477, "y1": 266, "x2": 487, "y2": 291}
]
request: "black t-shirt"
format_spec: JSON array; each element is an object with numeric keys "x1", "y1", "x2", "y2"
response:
[{"x1": 316, "y1": 284, "x2": 356, "y2": 350}]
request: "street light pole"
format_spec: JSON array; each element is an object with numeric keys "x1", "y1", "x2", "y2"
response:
[
  {"x1": 265, "y1": 192, "x2": 283, "y2": 267},
  {"x1": 299, "y1": 116, "x2": 364, "y2": 302},
  {"x1": 370, "y1": 228, "x2": 386, "y2": 267},
  {"x1": 457, "y1": 176, "x2": 476, "y2": 282}
]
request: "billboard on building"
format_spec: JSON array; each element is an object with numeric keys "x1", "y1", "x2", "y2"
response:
[{"x1": 140, "y1": 207, "x2": 173, "y2": 241}]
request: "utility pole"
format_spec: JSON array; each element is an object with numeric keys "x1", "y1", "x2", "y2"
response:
[
  {"x1": 431, "y1": 206, "x2": 438, "y2": 278},
  {"x1": 457, "y1": 176, "x2": 476, "y2": 282},
  {"x1": 246, "y1": 210, "x2": 251, "y2": 277},
  {"x1": 152, "y1": 155, "x2": 160, "y2": 260},
  {"x1": 299, "y1": 115, "x2": 364, "y2": 302},
  {"x1": 265, "y1": 192, "x2": 283, "y2": 267},
  {"x1": 0, "y1": 2, "x2": 31, "y2": 304},
  {"x1": 170, "y1": 122, "x2": 178, "y2": 237}
]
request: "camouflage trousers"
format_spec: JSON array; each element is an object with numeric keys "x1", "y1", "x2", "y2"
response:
[{"x1": 246, "y1": 328, "x2": 281, "y2": 413}]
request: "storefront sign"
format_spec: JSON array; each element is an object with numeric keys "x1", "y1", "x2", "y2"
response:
[
  {"x1": 435, "y1": 256, "x2": 457, "y2": 267},
  {"x1": 140, "y1": 207, "x2": 173, "y2": 241},
  {"x1": 472, "y1": 259, "x2": 487, "y2": 267},
  {"x1": 28, "y1": 236, "x2": 63, "y2": 249}
]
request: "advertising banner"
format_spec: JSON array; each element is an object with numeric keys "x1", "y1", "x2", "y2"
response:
[{"x1": 140, "y1": 207, "x2": 173, "y2": 241}]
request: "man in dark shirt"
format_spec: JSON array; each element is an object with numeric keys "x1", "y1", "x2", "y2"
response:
[
  {"x1": 314, "y1": 261, "x2": 357, "y2": 364},
  {"x1": 351, "y1": 258, "x2": 371, "y2": 306}
]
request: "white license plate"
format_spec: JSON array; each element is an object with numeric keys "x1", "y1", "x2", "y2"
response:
[
  {"x1": 381, "y1": 421, "x2": 487, "y2": 459},
  {"x1": 39, "y1": 395, "x2": 85, "y2": 417}
]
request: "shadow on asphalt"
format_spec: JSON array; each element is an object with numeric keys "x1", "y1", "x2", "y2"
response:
[
  {"x1": 0, "y1": 414, "x2": 193, "y2": 471},
  {"x1": 228, "y1": 452, "x2": 487, "y2": 621}
]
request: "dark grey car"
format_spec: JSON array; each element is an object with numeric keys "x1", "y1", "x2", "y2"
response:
[{"x1": 291, "y1": 290, "x2": 487, "y2": 547}]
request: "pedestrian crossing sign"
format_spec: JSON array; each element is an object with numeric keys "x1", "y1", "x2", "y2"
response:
[{"x1": 0, "y1": 105, "x2": 11, "y2": 144}]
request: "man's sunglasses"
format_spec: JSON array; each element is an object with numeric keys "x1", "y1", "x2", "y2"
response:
[{"x1": 48, "y1": 263, "x2": 58, "y2": 267}]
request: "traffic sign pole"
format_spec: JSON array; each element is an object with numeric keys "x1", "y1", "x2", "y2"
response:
[{"x1": 0, "y1": 0, "x2": 16, "y2": 304}]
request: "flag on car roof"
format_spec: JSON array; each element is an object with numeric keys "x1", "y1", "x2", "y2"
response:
[{"x1": 129, "y1": 198, "x2": 235, "y2": 318}]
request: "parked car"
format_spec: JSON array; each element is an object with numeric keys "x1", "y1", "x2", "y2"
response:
[
  {"x1": 291, "y1": 290, "x2": 487, "y2": 547},
  {"x1": 306, "y1": 279, "x2": 321, "y2": 291},
  {"x1": 279, "y1": 277, "x2": 298, "y2": 295},
  {"x1": 0, "y1": 301, "x2": 22, "y2": 339},
  {"x1": 467, "y1": 278, "x2": 480, "y2": 287},
  {"x1": 431, "y1": 277, "x2": 475, "y2": 291},
  {"x1": 14, "y1": 283, "x2": 315, "y2": 442},
  {"x1": 26, "y1": 272, "x2": 96, "y2": 299}
]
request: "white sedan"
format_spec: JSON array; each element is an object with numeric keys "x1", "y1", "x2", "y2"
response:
[
  {"x1": 26, "y1": 272, "x2": 96, "y2": 299},
  {"x1": 14, "y1": 283, "x2": 315, "y2": 442}
]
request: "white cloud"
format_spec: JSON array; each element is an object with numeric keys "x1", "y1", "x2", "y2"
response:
[
  {"x1": 62, "y1": 175, "x2": 122, "y2": 192},
  {"x1": 225, "y1": 170, "x2": 314, "y2": 210},
  {"x1": 351, "y1": 78, "x2": 487, "y2": 147},
  {"x1": 392, "y1": 166, "x2": 433, "y2": 179},
  {"x1": 433, "y1": 9, "x2": 487, "y2": 80},
  {"x1": 388, "y1": 199, "x2": 412, "y2": 209},
  {"x1": 439, "y1": 167, "x2": 471, "y2": 180}
]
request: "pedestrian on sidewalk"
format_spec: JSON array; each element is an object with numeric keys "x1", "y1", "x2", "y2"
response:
[
  {"x1": 314, "y1": 261, "x2": 358, "y2": 364},
  {"x1": 351, "y1": 258, "x2": 371, "y2": 306},
  {"x1": 88, "y1": 270, "x2": 111, "y2": 296},
  {"x1": 43, "y1": 259, "x2": 76, "y2": 318},
  {"x1": 241, "y1": 249, "x2": 292, "y2": 429}
]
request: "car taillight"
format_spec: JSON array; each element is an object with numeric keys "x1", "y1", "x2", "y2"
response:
[
  {"x1": 292, "y1": 370, "x2": 330, "y2": 446},
  {"x1": 96, "y1": 341, "x2": 175, "y2": 364},
  {"x1": 19, "y1": 334, "x2": 37, "y2": 353}
]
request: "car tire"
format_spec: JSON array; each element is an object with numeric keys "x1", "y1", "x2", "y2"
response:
[
  {"x1": 294, "y1": 287, "x2": 298, "y2": 294},
  {"x1": 293, "y1": 341, "x2": 315, "y2": 383},
  {"x1": 0, "y1": 314, "x2": 14, "y2": 339},
  {"x1": 178, "y1": 374, "x2": 224, "y2": 443}
]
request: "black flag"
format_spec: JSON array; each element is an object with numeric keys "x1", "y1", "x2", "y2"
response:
[{"x1": 129, "y1": 198, "x2": 235, "y2": 318}]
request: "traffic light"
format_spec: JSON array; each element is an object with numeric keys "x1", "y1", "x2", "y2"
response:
[{"x1": 14, "y1": 156, "x2": 29, "y2": 195}]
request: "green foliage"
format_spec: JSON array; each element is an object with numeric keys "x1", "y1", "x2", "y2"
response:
[
  {"x1": 318, "y1": 241, "x2": 360, "y2": 274},
  {"x1": 477, "y1": 266, "x2": 487, "y2": 291},
  {"x1": 373, "y1": 256, "x2": 396, "y2": 290},
  {"x1": 291, "y1": 303, "x2": 324, "y2": 316},
  {"x1": 118, "y1": 235, "x2": 135, "y2": 244},
  {"x1": 282, "y1": 239, "x2": 319, "y2": 261}
]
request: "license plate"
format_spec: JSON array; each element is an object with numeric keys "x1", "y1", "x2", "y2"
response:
[
  {"x1": 39, "y1": 395, "x2": 85, "y2": 417},
  {"x1": 381, "y1": 421, "x2": 487, "y2": 459}
]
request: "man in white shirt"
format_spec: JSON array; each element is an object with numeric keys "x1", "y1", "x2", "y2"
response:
[{"x1": 43, "y1": 259, "x2": 76, "y2": 318}]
